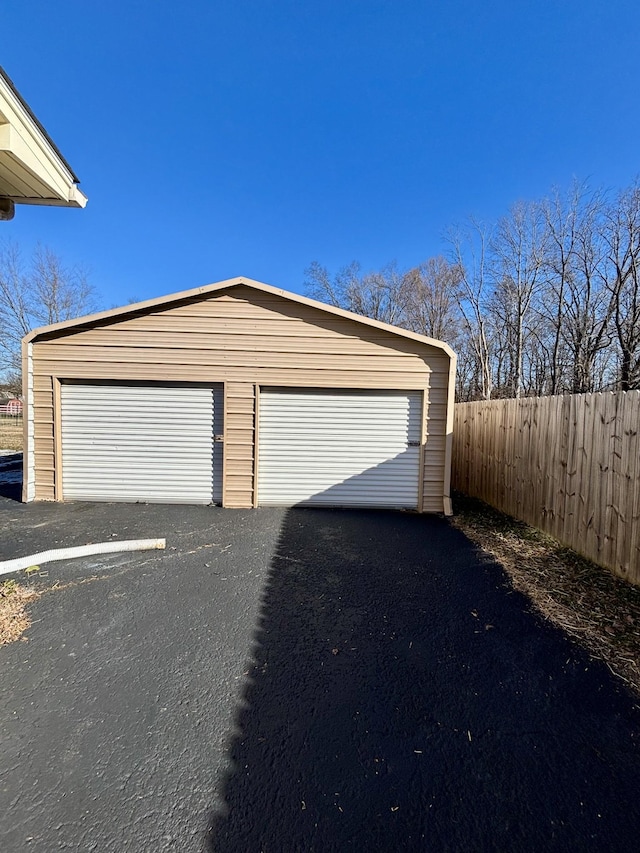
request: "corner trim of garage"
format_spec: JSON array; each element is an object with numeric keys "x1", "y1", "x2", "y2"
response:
[
  {"x1": 21, "y1": 337, "x2": 30, "y2": 503},
  {"x1": 221, "y1": 381, "x2": 228, "y2": 508},
  {"x1": 418, "y1": 388, "x2": 427, "y2": 511},
  {"x1": 442, "y1": 352, "x2": 458, "y2": 516},
  {"x1": 53, "y1": 377, "x2": 63, "y2": 501},
  {"x1": 253, "y1": 384, "x2": 261, "y2": 508}
]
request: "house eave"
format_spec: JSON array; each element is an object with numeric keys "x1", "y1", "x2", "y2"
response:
[{"x1": 0, "y1": 67, "x2": 86, "y2": 209}]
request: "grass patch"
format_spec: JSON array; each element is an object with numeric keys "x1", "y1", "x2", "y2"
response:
[
  {"x1": 0, "y1": 417, "x2": 23, "y2": 452},
  {"x1": 452, "y1": 492, "x2": 640, "y2": 696},
  {"x1": 0, "y1": 579, "x2": 39, "y2": 645}
]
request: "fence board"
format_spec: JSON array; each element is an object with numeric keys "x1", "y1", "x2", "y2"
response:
[{"x1": 453, "y1": 392, "x2": 640, "y2": 586}]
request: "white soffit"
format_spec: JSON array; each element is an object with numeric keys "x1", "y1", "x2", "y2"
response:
[{"x1": 0, "y1": 67, "x2": 87, "y2": 208}]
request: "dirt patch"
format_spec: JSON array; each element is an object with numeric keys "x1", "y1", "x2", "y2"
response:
[
  {"x1": 452, "y1": 493, "x2": 640, "y2": 696},
  {"x1": 0, "y1": 419, "x2": 23, "y2": 452},
  {"x1": 0, "y1": 580, "x2": 40, "y2": 644}
]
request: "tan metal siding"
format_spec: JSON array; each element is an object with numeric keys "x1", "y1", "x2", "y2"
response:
[
  {"x1": 33, "y1": 361, "x2": 442, "y2": 388},
  {"x1": 31, "y1": 286, "x2": 451, "y2": 509},
  {"x1": 224, "y1": 382, "x2": 255, "y2": 508},
  {"x1": 32, "y1": 374, "x2": 54, "y2": 500},
  {"x1": 34, "y1": 345, "x2": 432, "y2": 373},
  {"x1": 422, "y1": 386, "x2": 447, "y2": 512}
]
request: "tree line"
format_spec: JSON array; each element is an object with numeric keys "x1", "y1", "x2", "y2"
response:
[
  {"x1": 2, "y1": 180, "x2": 640, "y2": 402},
  {"x1": 306, "y1": 180, "x2": 640, "y2": 400},
  {"x1": 0, "y1": 242, "x2": 95, "y2": 395}
]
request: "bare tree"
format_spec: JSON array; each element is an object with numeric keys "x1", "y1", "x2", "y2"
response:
[
  {"x1": 0, "y1": 241, "x2": 96, "y2": 383},
  {"x1": 489, "y1": 200, "x2": 547, "y2": 397},
  {"x1": 563, "y1": 191, "x2": 614, "y2": 393},
  {"x1": 304, "y1": 177, "x2": 640, "y2": 402},
  {"x1": 304, "y1": 260, "x2": 406, "y2": 325},
  {"x1": 603, "y1": 182, "x2": 640, "y2": 390},
  {"x1": 538, "y1": 183, "x2": 586, "y2": 394},
  {"x1": 29, "y1": 245, "x2": 94, "y2": 326},
  {"x1": 350, "y1": 265, "x2": 406, "y2": 326},
  {"x1": 304, "y1": 260, "x2": 358, "y2": 311},
  {"x1": 399, "y1": 256, "x2": 463, "y2": 340},
  {"x1": 0, "y1": 242, "x2": 32, "y2": 369},
  {"x1": 447, "y1": 219, "x2": 494, "y2": 399}
]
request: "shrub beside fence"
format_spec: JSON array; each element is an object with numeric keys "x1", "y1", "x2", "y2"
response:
[{"x1": 453, "y1": 392, "x2": 640, "y2": 586}]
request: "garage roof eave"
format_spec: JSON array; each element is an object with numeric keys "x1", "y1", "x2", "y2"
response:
[{"x1": 23, "y1": 276, "x2": 456, "y2": 360}]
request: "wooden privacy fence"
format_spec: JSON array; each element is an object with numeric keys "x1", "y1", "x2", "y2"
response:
[{"x1": 452, "y1": 392, "x2": 640, "y2": 585}]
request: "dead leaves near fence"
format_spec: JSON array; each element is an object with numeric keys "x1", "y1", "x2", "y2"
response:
[
  {"x1": 452, "y1": 493, "x2": 640, "y2": 697},
  {"x1": 0, "y1": 580, "x2": 39, "y2": 645}
]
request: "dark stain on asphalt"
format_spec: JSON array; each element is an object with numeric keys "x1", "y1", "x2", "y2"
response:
[{"x1": 208, "y1": 508, "x2": 640, "y2": 853}]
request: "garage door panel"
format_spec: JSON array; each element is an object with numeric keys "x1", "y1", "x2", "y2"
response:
[
  {"x1": 258, "y1": 388, "x2": 421, "y2": 508},
  {"x1": 61, "y1": 383, "x2": 223, "y2": 504}
]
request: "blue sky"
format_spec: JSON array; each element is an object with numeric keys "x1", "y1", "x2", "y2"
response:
[{"x1": 3, "y1": 0, "x2": 640, "y2": 308}]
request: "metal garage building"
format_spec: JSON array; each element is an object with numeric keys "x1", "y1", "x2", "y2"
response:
[{"x1": 22, "y1": 278, "x2": 456, "y2": 513}]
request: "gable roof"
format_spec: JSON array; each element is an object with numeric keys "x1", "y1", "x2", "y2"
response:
[
  {"x1": 0, "y1": 66, "x2": 87, "y2": 209},
  {"x1": 24, "y1": 276, "x2": 456, "y2": 359}
]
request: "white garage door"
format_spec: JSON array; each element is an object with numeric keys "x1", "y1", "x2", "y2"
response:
[
  {"x1": 258, "y1": 388, "x2": 422, "y2": 508},
  {"x1": 61, "y1": 383, "x2": 223, "y2": 503}
]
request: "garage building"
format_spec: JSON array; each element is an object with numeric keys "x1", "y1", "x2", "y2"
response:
[{"x1": 22, "y1": 278, "x2": 456, "y2": 513}]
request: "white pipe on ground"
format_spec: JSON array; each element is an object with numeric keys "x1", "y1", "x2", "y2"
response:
[{"x1": 0, "y1": 538, "x2": 166, "y2": 576}]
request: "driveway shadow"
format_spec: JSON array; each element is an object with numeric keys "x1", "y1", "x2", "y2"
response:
[{"x1": 208, "y1": 508, "x2": 640, "y2": 852}]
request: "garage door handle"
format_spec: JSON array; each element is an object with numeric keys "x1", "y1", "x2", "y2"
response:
[
  {"x1": 214, "y1": 434, "x2": 225, "y2": 442},
  {"x1": 408, "y1": 440, "x2": 421, "y2": 447}
]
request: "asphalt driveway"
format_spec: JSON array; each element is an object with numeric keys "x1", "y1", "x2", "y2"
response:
[{"x1": 1, "y1": 491, "x2": 640, "y2": 851}]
